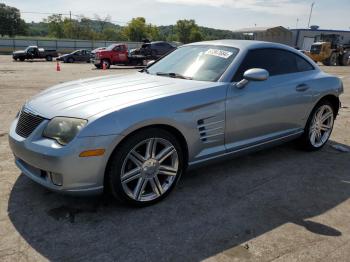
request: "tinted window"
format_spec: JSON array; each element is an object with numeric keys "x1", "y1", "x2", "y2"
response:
[
  {"x1": 234, "y1": 48, "x2": 314, "y2": 81},
  {"x1": 296, "y1": 55, "x2": 314, "y2": 71}
]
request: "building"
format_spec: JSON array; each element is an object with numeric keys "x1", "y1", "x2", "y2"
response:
[
  {"x1": 291, "y1": 27, "x2": 350, "y2": 51},
  {"x1": 233, "y1": 26, "x2": 293, "y2": 46}
]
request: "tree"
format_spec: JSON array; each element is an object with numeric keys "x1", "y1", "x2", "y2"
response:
[
  {"x1": 45, "y1": 14, "x2": 64, "y2": 38},
  {"x1": 175, "y1": 19, "x2": 202, "y2": 44},
  {"x1": 0, "y1": 3, "x2": 27, "y2": 37},
  {"x1": 147, "y1": 24, "x2": 160, "y2": 41},
  {"x1": 189, "y1": 28, "x2": 203, "y2": 43},
  {"x1": 123, "y1": 17, "x2": 148, "y2": 41},
  {"x1": 94, "y1": 14, "x2": 111, "y2": 33},
  {"x1": 102, "y1": 27, "x2": 127, "y2": 41}
]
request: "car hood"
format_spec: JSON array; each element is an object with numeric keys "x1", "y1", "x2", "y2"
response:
[
  {"x1": 13, "y1": 51, "x2": 25, "y2": 55},
  {"x1": 25, "y1": 73, "x2": 222, "y2": 120}
]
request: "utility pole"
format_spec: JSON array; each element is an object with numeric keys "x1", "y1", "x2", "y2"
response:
[
  {"x1": 307, "y1": 2, "x2": 315, "y2": 28},
  {"x1": 296, "y1": 18, "x2": 299, "y2": 29},
  {"x1": 69, "y1": 11, "x2": 71, "y2": 21}
]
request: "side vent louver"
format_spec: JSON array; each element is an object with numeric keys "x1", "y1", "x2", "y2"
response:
[{"x1": 197, "y1": 117, "x2": 224, "y2": 144}]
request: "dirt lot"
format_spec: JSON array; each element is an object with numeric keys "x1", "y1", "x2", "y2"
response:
[{"x1": 0, "y1": 55, "x2": 350, "y2": 262}]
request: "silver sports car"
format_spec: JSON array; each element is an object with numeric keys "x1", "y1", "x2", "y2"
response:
[{"x1": 9, "y1": 40, "x2": 343, "y2": 206}]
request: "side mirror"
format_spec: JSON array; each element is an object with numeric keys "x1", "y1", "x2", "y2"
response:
[{"x1": 236, "y1": 68, "x2": 269, "y2": 89}]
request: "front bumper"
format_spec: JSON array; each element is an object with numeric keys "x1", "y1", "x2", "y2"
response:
[
  {"x1": 91, "y1": 59, "x2": 101, "y2": 65},
  {"x1": 8, "y1": 118, "x2": 123, "y2": 195}
]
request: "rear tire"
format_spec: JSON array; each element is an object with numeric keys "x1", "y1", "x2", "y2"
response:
[
  {"x1": 19, "y1": 57, "x2": 25, "y2": 61},
  {"x1": 340, "y1": 51, "x2": 350, "y2": 66},
  {"x1": 106, "y1": 128, "x2": 184, "y2": 206},
  {"x1": 322, "y1": 52, "x2": 338, "y2": 66},
  {"x1": 94, "y1": 64, "x2": 101, "y2": 69},
  {"x1": 46, "y1": 55, "x2": 53, "y2": 61},
  {"x1": 67, "y1": 57, "x2": 74, "y2": 63},
  {"x1": 298, "y1": 100, "x2": 335, "y2": 151}
]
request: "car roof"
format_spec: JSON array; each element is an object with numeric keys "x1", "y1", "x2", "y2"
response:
[
  {"x1": 186, "y1": 40, "x2": 297, "y2": 52},
  {"x1": 151, "y1": 41, "x2": 169, "y2": 44}
]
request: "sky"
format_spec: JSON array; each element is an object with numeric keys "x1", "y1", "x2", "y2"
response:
[{"x1": 3, "y1": 0, "x2": 350, "y2": 31}]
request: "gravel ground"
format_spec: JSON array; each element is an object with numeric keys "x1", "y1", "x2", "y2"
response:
[{"x1": 0, "y1": 56, "x2": 349, "y2": 262}]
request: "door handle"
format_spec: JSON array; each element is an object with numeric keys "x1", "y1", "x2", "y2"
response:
[{"x1": 296, "y1": 84, "x2": 310, "y2": 92}]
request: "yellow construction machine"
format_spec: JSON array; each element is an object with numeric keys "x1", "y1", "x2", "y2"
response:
[{"x1": 305, "y1": 34, "x2": 350, "y2": 66}]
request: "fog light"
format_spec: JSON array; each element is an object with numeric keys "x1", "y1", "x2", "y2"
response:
[{"x1": 49, "y1": 172, "x2": 63, "y2": 186}]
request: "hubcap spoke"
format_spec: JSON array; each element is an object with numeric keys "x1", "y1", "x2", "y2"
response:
[
  {"x1": 159, "y1": 165, "x2": 177, "y2": 176},
  {"x1": 320, "y1": 123, "x2": 331, "y2": 131},
  {"x1": 133, "y1": 178, "x2": 147, "y2": 200},
  {"x1": 150, "y1": 176, "x2": 163, "y2": 196},
  {"x1": 145, "y1": 138, "x2": 157, "y2": 159},
  {"x1": 129, "y1": 150, "x2": 145, "y2": 167},
  {"x1": 121, "y1": 167, "x2": 141, "y2": 183},
  {"x1": 321, "y1": 112, "x2": 333, "y2": 122},
  {"x1": 156, "y1": 146, "x2": 175, "y2": 163}
]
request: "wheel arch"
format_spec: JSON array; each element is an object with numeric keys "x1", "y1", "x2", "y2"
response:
[
  {"x1": 315, "y1": 94, "x2": 340, "y2": 117},
  {"x1": 103, "y1": 124, "x2": 189, "y2": 189}
]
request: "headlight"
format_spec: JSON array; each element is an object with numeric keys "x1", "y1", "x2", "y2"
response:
[{"x1": 43, "y1": 117, "x2": 87, "y2": 145}]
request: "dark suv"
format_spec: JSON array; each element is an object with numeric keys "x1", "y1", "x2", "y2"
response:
[{"x1": 136, "y1": 41, "x2": 176, "y2": 59}]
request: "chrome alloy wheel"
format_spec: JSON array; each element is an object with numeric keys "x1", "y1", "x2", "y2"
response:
[
  {"x1": 309, "y1": 104, "x2": 334, "y2": 148},
  {"x1": 121, "y1": 138, "x2": 179, "y2": 202}
]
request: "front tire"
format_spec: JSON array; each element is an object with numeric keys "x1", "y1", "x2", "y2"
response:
[
  {"x1": 299, "y1": 100, "x2": 335, "y2": 150},
  {"x1": 107, "y1": 128, "x2": 184, "y2": 206},
  {"x1": 322, "y1": 52, "x2": 338, "y2": 66},
  {"x1": 46, "y1": 55, "x2": 53, "y2": 61},
  {"x1": 101, "y1": 59, "x2": 110, "y2": 69}
]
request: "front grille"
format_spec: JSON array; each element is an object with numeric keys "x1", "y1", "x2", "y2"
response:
[{"x1": 15, "y1": 110, "x2": 45, "y2": 138}]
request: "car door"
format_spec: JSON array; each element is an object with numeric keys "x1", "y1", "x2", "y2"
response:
[
  {"x1": 73, "y1": 51, "x2": 81, "y2": 61},
  {"x1": 80, "y1": 50, "x2": 89, "y2": 62},
  {"x1": 225, "y1": 48, "x2": 316, "y2": 151}
]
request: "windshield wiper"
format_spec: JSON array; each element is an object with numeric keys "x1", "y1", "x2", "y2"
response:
[{"x1": 156, "y1": 72, "x2": 192, "y2": 80}]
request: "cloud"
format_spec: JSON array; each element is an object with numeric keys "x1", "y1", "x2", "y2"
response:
[{"x1": 156, "y1": 0, "x2": 309, "y2": 15}]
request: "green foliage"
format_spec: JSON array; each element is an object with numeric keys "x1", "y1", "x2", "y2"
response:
[
  {"x1": 0, "y1": 3, "x2": 27, "y2": 37},
  {"x1": 122, "y1": 17, "x2": 148, "y2": 41},
  {"x1": 45, "y1": 14, "x2": 65, "y2": 38},
  {"x1": 122, "y1": 17, "x2": 161, "y2": 42},
  {"x1": 175, "y1": 19, "x2": 198, "y2": 44}
]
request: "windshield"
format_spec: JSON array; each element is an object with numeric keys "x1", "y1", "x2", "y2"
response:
[
  {"x1": 147, "y1": 45, "x2": 239, "y2": 82},
  {"x1": 25, "y1": 46, "x2": 35, "y2": 52},
  {"x1": 106, "y1": 44, "x2": 119, "y2": 51}
]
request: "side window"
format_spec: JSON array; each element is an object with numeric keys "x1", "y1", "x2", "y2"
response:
[
  {"x1": 113, "y1": 46, "x2": 121, "y2": 51},
  {"x1": 233, "y1": 48, "x2": 314, "y2": 82},
  {"x1": 295, "y1": 55, "x2": 314, "y2": 72}
]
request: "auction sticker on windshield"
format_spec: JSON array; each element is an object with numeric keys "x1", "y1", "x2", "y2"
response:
[{"x1": 205, "y1": 49, "x2": 233, "y2": 59}]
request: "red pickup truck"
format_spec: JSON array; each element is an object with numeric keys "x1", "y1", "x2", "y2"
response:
[{"x1": 92, "y1": 43, "x2": 145, "y2": 69}]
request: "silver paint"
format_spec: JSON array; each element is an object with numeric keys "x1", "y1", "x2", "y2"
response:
[{"x1": 8, "y1": 40, "x2": 343, "y2": 194}]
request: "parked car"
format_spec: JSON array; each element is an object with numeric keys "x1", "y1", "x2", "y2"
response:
[
  {"x1": 9, "y1": 40, "x2": 343, "y2": 206},
  {"x1": 132, "y1": 41, "x2": 176, "y2": 58},
  {"x1": 92, "y1": 43, "x2": 146, "y2": 69},
  {"x1": 56, "y1": 49, "x2": 92, "y2": 63},
  {"x1": 12, "y1": 46, "x2": 58, "y2": 61}
]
